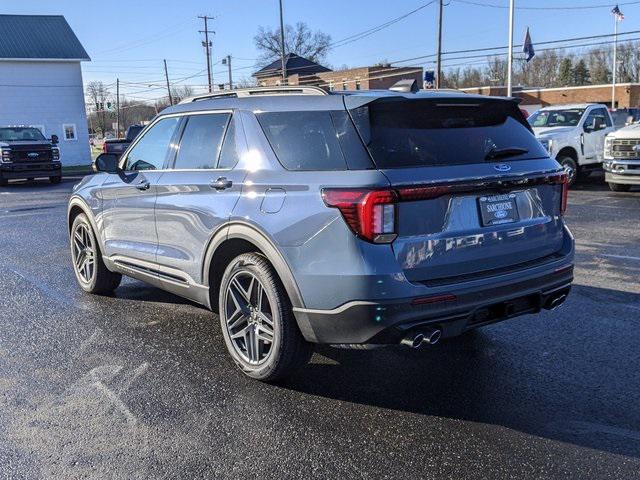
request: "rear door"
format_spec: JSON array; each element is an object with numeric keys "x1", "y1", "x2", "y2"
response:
[
  {"x1": 154, "y1": 111, "x2": 246, "y2": 287},
  {"x1": 346, "y1": 95, "x2": 566, "y2": 283}
]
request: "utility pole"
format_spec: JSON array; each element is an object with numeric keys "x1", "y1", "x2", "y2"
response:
[
  {"x1": 222, "y1": 55, "x2": 233, "y2": 89},
  {"x1": 116, "y1": 78, "x2": 120, "y2": 137},
  {"x1": 612, "y1": 14, "x2": 618, "y2": 108},
  {"x1": 279, "y1": 0, "x2": 286, "y2": 83},
  {"x1": 164, "y1": 59, "x2": 173, "y2": 106},
  {"x1": 435, "y1": 0, "x2": 443, "y2": 89},
  {"x1": 507, "y1": 0, "x2": 515, "y2": 97},
  {"x1": 199, "y1": 15, "x2": 215, "y2": 92}
]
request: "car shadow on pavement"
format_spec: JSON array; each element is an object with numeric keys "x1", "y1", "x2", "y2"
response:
[{"x1": 281, "y1": 284, "x2": 640, "y2": 459}]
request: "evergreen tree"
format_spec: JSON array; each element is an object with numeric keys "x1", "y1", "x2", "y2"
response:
[
  {"x1": 573, "y1": 59, "x2": 591, "y2": 86},
  {"x1": 558, "y1": 58, "x2": 574, "y2": 86}
]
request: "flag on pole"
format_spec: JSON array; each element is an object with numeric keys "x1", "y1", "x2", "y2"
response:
[
  {"x1": 523, "y1": 27, "x2": 535, "y2": 62},
  {"x1": 612, "y1": 5, "x2": 625, "y2": 21}
]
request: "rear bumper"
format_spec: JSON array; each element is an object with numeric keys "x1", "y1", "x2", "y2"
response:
[
  {"x1": 0, "y1": 161, "x2": 61, "y2": 179},
  {"x1": 293, "y1": 262, "x2": 573, "y2": 344}
]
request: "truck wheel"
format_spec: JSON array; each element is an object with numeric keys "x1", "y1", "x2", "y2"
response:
[
  {"x1": 558, "y1": 156, "x2": 579, "y2": 186},
  {"x1": 608, "y1": 182, "x2": 631, "y2": 192},
  {"x1": 70, "y1": 213, "x2": 122, "y2": 294},
  {"x1": 50, "y1": 176, "x2": 61, "y2": 184},
  {"x1": 218, "y1": 253, "x2": 312, "y2": 382}
]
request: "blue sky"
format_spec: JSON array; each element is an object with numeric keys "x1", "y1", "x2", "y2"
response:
[{"x1": 7, "y1": 0, "x2": 640, "y2": 101}]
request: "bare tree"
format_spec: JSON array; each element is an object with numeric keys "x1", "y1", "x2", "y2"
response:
[
  {"x1": 254, "y1": 22, "x2": 331, "y2": 66},
  {"x1": 86, "y1": 81, "x2": 111, "y2": 135}
]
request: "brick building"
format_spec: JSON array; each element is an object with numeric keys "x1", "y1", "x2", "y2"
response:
[
  {"x1": 461, "y1": 83, "x2": 640, "y2": 110},
  {"x1": 253, "y1": 53, "x2": 423, "y2": 91}
]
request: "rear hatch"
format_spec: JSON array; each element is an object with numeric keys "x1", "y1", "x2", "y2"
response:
[{"x1": 345, "y1": 94, "x2": 567, "y2": 283}]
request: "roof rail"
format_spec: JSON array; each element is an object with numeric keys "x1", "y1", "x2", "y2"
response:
[{"x1": 178, "y1": 85, "x2": 328, "y2": 104}]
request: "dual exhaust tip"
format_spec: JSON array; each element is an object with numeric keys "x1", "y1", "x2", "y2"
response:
[{"x1": 400, "y1": 327, "x2": 442, "y2": 349}]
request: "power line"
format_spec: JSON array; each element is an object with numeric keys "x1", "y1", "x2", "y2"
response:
[{"x1": 452, "y1": 0, "x2": 640, "y2": 10}]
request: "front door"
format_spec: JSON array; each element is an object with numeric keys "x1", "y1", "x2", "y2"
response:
[
  {"x1": 101, "y1": 116, "x2": 182, "y2": 266},
  {"x1": 582, "y1": 107, "x2": 614, "y2": 164},
  {"x1": 154, "y1": 111, "x2": 247, "y2": 287}
]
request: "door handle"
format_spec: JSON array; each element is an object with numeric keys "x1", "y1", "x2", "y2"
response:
[
  {"x1": 210, "y1": 177, "x2": 233, "y2": 190},
  {"x1": 136, "y1": 180, "x2": 150, "y2": 191}
]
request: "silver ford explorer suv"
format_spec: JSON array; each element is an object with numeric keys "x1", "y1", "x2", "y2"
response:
[{"x1": 68, "y1": 86, "x2": 574, "y2": 381}]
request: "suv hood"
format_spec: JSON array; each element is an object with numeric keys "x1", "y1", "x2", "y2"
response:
[
  {"x1": 533, "y1": 126, "x2": 576, "y2": 138},
  {"x1": 607, "y1": 122, "x2": 640, "y2": 139}
]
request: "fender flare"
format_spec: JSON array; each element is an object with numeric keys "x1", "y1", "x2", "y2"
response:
[
  {"x1": 67, "y1": 196, "x2": 105, "y2": 251},
  {"x1": 201, "y1": 221, "x2": 305, "y2": 310}
]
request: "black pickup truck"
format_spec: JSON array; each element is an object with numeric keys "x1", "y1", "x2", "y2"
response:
[
  {"x1": 102, "y1": 125, "x2": 144, "y2": 157},
  {"x1": 0, "y1": 127, "x2": 61, "y2": 186}
]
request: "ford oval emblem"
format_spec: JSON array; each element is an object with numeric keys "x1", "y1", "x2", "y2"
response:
[{"x1": 494, "y1": 164, "x2": 511, "y2": 172}]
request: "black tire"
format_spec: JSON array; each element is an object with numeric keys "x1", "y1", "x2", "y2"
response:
[
  {"x1": 218, "y1": 253, "x2": 312, "y2": 382},
  {"x1": 0, "y1": 177, "x2": 7, "y2": 186},
  {"x1": 557, "y1": 156, "x2": 579, "y2": 186},
  {"x1": 50, "y1": 176, "x2": 61, "y2": 184},
  {"x1": 608, "y1": 182, "x2": 632, "y2": 192},
  {"x1": 70, "y1": 213, "x2": 122, "y2": 294}
]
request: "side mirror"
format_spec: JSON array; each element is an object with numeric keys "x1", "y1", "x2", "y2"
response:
[
  {"x1": 583, "y1": 123, "x2": 594, "y2": 133},
  {"x1": 94, "y1": 153, "x2": 120, "y2": 173},
  {"x1": 51, "y1": 134, "x2": 59, "y2": 145}
]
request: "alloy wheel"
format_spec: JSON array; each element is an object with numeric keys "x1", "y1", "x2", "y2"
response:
[
  {"x1": 224, "y1": 271, "x2": 275, "y2": 365},
  {"x1": 72, "y1": 223, "x2": 96, "y2": 283}
]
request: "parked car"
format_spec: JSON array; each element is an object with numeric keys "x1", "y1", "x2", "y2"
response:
[
  {"x1": 528, "y1": 103, "x2": 615, "y2": 185},
  {"x1": 610, "y1": 108, "x2": 640, "y2": 129},
  {"x1": 101, "y1": 125, "x2": 144, "y2": 157},
  {"x1": 603, "y1": 122, "x2": 640, "y2": 192},
  {"x1": 68, "y1": 86, "x2": 574, "y2": 381},
  {"x1": 0, "y1": 126, "x2": 61, "y2": 186}
]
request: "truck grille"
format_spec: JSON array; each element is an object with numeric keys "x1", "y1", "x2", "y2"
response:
[
  {"x1": 611, "y1": 138, "x2": 640, "y2": 158},
  {"x1": 11, "y1": 149, "x2": 52, "y2": 162}
]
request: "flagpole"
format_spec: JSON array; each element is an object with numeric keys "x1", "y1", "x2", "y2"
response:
[
  {"x1": 507, "y1": 0, "x2": 515, "y2": 97},
  {"x1": 612, "y1": 14, "x2": 618, "y2": 109}
]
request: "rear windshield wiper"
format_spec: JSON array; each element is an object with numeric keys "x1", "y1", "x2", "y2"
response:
[{"x1": 485, "y1": 147, "x2": 529, "y2": 161}]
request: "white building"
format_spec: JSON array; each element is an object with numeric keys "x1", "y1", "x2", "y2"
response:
[{"x1": 0, "y1": 15, "x2": 91, "y2": 166}]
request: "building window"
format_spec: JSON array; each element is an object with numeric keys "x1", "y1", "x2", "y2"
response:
[
  {"x1": 63, "y1": 124, "x2": 77, "y2": 141},
  {"x1": 355, "y1": 79, "x2": 361, "y2": 90},
  {"x1": 342, "y1": 81, "x2": 347, "y2": 90},
  {"x1": 328, "y1": 81, "x2": 334, "y2": 91}
]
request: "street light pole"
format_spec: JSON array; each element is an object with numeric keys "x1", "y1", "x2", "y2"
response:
[
  {"x1": 279, "y1": 0, "x2": 286, "y2": 83},
  {"x1": 612, "y1": 15, "x2": 618, "y2": 108},
  {"x1": 507, "y1": 0, "x2": 515, "y2": 97},
  {"x1": 435, "y1": 0, "x2": 443, "y2": 89}
]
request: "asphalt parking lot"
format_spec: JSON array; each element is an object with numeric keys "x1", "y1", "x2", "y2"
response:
[{"x1": 1, "y1": 175, "x2": 639, "y2": 479}]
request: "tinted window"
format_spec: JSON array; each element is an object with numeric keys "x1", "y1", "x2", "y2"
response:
[
  {"x1": 584, "y1": 108, "x2": 611, "y2": 130},
  {"x1": 257, "y1": 111, "x2": 372, "y2": 171},
  {"x1": 351, "y1": 98, "x2": 548, "y2": 168},
  {"x1": 218, "y1": 117, "x2": 239, "y2": 169},
  {"x1": 174, "y1": 114, "x2": 230, "y2": 170},
  {"x1": 125, "y1": 117, "x2": 180, "y2": 171},
  {"x1": 529, "y1": 109, "x2": 585, "y2": 127}
]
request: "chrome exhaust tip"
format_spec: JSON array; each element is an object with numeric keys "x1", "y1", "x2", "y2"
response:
[
  {"x1": 546, "y1": 293, "x2": 568, "y2": 311},
  {"x1": 400, "y1": 328, "x2": 442, "y2": 348}
]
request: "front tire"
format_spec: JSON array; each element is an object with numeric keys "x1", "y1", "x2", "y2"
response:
[
  {"x1": 219, "y1": 253, "x2": 311, "y2": 382},
  {"x1": 50, "y1": 176, "x2": 61, "y2": 184},
  {"x1": 70, "y1": 213, "x2": 121, "y2": 294},
  {"x1": 558, "y1": 156, "x2": 579, "y2": 186},
  {"x1": 608, "y1": 182, "x2": 632, "y2": 192}
]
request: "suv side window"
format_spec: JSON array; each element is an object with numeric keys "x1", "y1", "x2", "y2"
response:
[
  {"x1": 174, "y1": 113, "x2": 231, "y2": 170},
  {"x1": 217, "y1": 116, "x2": 239, "y2": 169},
  {"x1": 124, "y1": 117, "x2": 181, "y2": 171}
]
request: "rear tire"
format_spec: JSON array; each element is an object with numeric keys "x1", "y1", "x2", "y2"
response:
[
  {"x1": 608, "y1": 182, "x2": 632, "y2": 192},
  {"x1": 218, "y1": 253, "x2": 312, "y2": 382},
  {"x1": 558, "y1": 156, "x2": 579, "y2": 186},
  {"x1": 50, "y1": 176, "x2": 61, "y2": 184},
  {"x1": 70, "y1": 213, "x2": 122, "y2": 294}
]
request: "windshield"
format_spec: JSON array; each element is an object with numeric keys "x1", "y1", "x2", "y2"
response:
[
  {"x1": 349, "y1": 98, "x2": 547, "y2": 168},
  {"x1": 528, "y1": 109, "x2": 585, "y2": 128},
  {"x1": 0, "y1": 127, "x2": 46, "y2": 142}
]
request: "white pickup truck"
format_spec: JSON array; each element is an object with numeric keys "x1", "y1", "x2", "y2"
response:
[
  {"x1": 528, "y1": 104, "x2": 616, "y2": 185},
  {"x1": 603, "y1": 123, "x2": 640, "y2": 192}
]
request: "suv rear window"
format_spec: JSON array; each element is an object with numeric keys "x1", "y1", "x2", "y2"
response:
[
  {"x1": 350, "y1": 98, "x2": 548, "y2": 168},
  {"x1": 257, "y1": 111, "x2": 372, "y2": 171}
]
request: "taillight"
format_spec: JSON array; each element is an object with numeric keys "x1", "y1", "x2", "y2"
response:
[
  {"x1": 549, "y1": 173, "x2": 568, "y2": 215},
  {"x1": 397, "y1": 185, "x2": 451, "y2": 201},
  {"x1": 322, "y1": 188, "x2": 397, "y2": 243}
]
